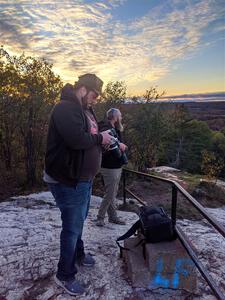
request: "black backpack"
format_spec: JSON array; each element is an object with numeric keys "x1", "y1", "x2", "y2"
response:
[{"x1": 116, "y1": 206, "x2": 177, "y2": 257}]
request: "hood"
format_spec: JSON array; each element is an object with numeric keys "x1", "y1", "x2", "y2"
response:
[{"x1": 60, "y1": 83, "x2": 77, "y2": 102}]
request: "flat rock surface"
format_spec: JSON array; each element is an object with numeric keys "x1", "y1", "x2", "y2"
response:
[{"x1": 0, "y1": 192, "x2": 225, "y2": 299}]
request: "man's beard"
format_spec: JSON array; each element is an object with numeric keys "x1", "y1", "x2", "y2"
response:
[
  {"x1": 115, "y1": 120, "x2": 124, "y2": 132},
  {"x1": 81, "y1": 93, "x2": 89, "y2": 109}
]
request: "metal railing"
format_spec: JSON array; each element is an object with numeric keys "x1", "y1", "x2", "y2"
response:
[{"x1": 122, "y1": 168, "x2": 225, "y2": 300}]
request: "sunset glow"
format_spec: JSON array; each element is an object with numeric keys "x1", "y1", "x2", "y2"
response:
[{"x1": 0, "y1": 0, "x2": 224, "y2": 96}]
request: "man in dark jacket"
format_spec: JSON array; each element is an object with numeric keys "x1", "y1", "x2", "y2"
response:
[
  {"x1": 44, "y1": 74, "x2": 111, "y2": 295},
  {"x1": 96, "y1": 108, "x2": 127, "y2": 226}
]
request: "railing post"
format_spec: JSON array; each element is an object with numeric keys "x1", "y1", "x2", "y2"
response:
[
  {"x1": 171, "y1": 184, "x2": 177, "y2": 225},
  {"x1": 123, "y1": 170, "x2": 127, "y2": 206},
  {"x1": 119, "y1": 168, "x2": 225, "y2": 299}
]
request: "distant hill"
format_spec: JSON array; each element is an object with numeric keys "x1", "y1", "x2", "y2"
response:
[
  {"x1": 121, "y1": 101, "x2": 225, "y2": 131},
  {"x1": 160, "y1": 91, "x2": 225, "y2": 102},
  {"x1": 184, "y1": 101, "x2": 225, "y2": 130}
]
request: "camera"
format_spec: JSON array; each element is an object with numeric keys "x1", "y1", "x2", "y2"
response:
[
  {"x1": 108, "y1": 128, "x2": 121, "y2": 158},
  {"x1": 121, "y1": 151, "x2": 128, "y2": 165},
  {"x1": 108, "y1": 128, "x2": 128, "y2": 164}
]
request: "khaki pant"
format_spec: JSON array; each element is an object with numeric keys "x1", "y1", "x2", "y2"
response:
[{"x1": 97, "y1": 168, "x2": 122, "y2": 220}]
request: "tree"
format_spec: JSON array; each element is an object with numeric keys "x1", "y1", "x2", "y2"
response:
[
  {"x1": 127, "y1": 104, "x2": 168, "y2": 170},
  {"x1": 201, "y1": 150, "x2": 224, "y2": 180},
  {"x1": 102, "y1": 81, "x2": 126, "y2": 104},
  {"x1": 164, "y1": 104, "x2": 192, "y2": 168},
  {"x1": 210, "y1": 131, "x2": 225, "y2": 178},
  {"x1": 95, "y1": 80, "x2": 127, "y2": 120},
  {"x1": 143, "y1": 86, "x2": 164, "y2": 103},
  {"x1": 180, "y1": 120, "x2": 212, "y2": 173},
  {"x1": 0, "y1": 55, "x2": 22, "y2": 170},
  {"x1": 0, "y1": 47, "x2": 63, "y2": 186},
  {"x1": 126, "y1": 102, "x2": 214, "y2": 175}
]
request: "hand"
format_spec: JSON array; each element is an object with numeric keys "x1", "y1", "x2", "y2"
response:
[
  {"x1": 100, "y1": 130, "x2": 112, "y2": 145},
  {"x1": 119, "y1": 142, "x2": 127, "y2": 152}
]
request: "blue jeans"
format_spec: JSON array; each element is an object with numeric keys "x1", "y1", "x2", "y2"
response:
[{"x1": 48, "y1": 181, "x2": 92, "y2": 281}]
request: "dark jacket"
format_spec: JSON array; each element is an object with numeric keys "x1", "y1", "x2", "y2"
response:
[
  {"x1": 98, "y1": 121, "x2": 124, "y2": 169},
  {"x1": 45, "y1": 84, "x2": 103, "y2": 185}
]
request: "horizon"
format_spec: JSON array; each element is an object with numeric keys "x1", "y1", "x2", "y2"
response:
[
  {"x1": 125, "y1": 91, "x2": 225, "y2": 102},
  {"x1": 0, "y1": 0, "x2": 224, "y2": 96},
  {"x1": 161, "y1": 91, "x2": 225, "y2": 101}
]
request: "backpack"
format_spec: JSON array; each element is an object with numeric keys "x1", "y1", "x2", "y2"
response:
[{"x1": 116, "y1": 206, "x2": 177, "y2": 258}]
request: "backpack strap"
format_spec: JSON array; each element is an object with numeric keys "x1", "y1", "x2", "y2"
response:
[
  {"x1": 142, "y1": 241, "x2": 147, "y2": 260},
  {"x1": 116, "y1": 220, "x2": 141, "y2": 257}
]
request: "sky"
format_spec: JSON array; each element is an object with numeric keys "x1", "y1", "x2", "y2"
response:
[{"x1": 0, "y1": 0, "x2": 225, "y2": 96}]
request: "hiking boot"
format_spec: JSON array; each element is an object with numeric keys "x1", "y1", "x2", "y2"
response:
[
  {"x1": 108, "y1": 218, "x2": 126, "y2": 225},
  {"x1": 79, "y1": 253, "x2": 95, "y2": 267},
  {"x1": 96, "y1": 219, "x2": 105, "y2": 227},
  {"x1": 54, "y1": 274, "x2": 85, "y2": 296}
]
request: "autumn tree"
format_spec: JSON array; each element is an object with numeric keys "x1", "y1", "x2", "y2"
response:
[
  {"x1": 143, "y1": 86, "x2": 164, "y2": 103},
  {"x1": 102, "y1": 81, "x2": 126, "y2": 104},
  {"x1": 201, "y1": 150, "x2": 224, "y2": 180},
  {"x1": 126, "y1": 104, "x2": 168, "y2": 170},
  {"x1": 95, "y1": 80, "x2": 127, "y2": 120},
  {"x1": 0, "y1": 47, "x2": 62, "y2": 186},
  {"x1": 164, "y1": 104, "x2": 193, "y2": 168},
  {"x1": 210, "y1": 131, "x2": 225, "y2": 178}
]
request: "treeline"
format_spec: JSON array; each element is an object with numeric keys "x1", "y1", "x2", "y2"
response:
[
  {"x1": 95, "y1": 90, "x2": 225, "y2": 181},
  {"x1": 0, "y1": 48, "x2": 225, "y2": 198},
  {"x1": 0, "y1": 47, "x2": 62, "y2": 196},
  {"x1": 95, "y1": 82, "x2": 225, "y2": 180},
  {"x1": 121, "y1": 104, "x2": 225, "y2": 178}
]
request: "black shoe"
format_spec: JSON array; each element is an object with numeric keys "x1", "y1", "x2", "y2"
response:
[
  {"x1": 96, "y1": 219, "x2": 105, "y2": 226},
  {"x1": 108, "y1": 218, "x2": 126, "y2": 225}
]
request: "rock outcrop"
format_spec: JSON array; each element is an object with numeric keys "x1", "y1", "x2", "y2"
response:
[{"x1": 0, "y1": 192, "x2": 224, "y2": 299}]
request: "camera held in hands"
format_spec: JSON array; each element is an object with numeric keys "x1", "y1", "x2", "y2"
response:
[{"x1": 108, "y1": 128, "x2": 128, "y2": 164}]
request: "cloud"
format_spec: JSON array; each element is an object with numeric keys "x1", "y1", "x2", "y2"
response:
[{"x1": 0, "y1": 0, "x2": 224, "y2": 94}]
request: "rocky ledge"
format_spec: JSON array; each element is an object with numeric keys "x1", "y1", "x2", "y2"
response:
[{"x1": 0, "y1": 192, "x2": 224, "y2": 299}]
